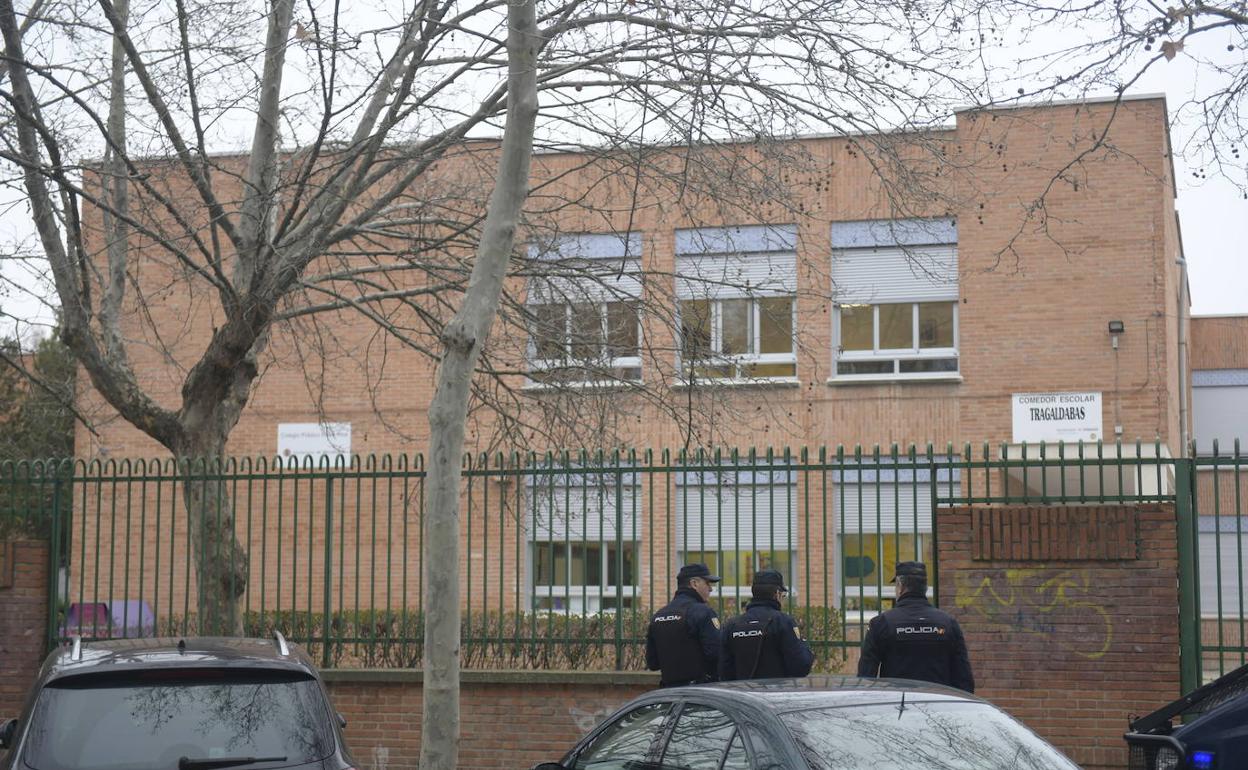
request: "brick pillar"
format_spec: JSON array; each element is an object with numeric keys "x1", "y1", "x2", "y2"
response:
[
  {"x1": 939, "y1": 504, "x2": 1179, "y2": 770},
  {"x1": 0, "y1": 539, "x2": 50, "y2": 717}
]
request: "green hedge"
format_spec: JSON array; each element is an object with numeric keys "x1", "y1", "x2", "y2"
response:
[{"x1": 148, "y1": 604, "x2": 848, "y2": 672}]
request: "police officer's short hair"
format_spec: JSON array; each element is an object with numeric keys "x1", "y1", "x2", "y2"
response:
[
  {"x1": 897, "y1": 574, "x2": 927, "y2": 595},
  {"x1": 751, "y1": 584, "x2": 780, "y2": 600}
]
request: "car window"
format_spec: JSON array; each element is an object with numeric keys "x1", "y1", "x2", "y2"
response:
[
  {"x1": 721, "y1": 730, "x2": 751, "y2": 770},
  {"x1": 780, "y1": 701, "x2": 1081, "y2": 770},
  {"x1": 21, "y1": 669, "x2": 335, "y2": 770},
  {"x1": 659, "y1": 704, "x2": 743, "y2": 770},
  {"x1": 574, "y1": 702, "x2": 672, "y2": 769}
]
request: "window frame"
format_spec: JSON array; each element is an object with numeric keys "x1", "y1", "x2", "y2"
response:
[
  {"x1": 675, "y1": 464, "x2": 800, "y2": 604},
  {"x1": 679, "y1": 294, "x2": 798, "y2": 382},
  {"x1": 1198, "y1": 514, "x2": 1248, "y2": 619},
  {"x1": 831, "y1": 468, "x2": 959, "y2": 619},
  {"x1": 657, "y1": 701, "x2": 755, "y2": 770},
  {"x1": 833, "y1": 299, "x2": 959, "y2": 380},
  {"x1": 529, "y1": 539, "x2": 640, "y2": 613},
  {"x1": 676, "y1": 548, "x2": 799, "y2": 604},
  {"x1": 836, "y1": 531, "x2": 934, "y2": 612},
  {"x1": 571, "y1": 701, "x2": 674, "y2": 769},
  {"x1": 527, "y1": 299, "x2": 643, "y2": 385}
]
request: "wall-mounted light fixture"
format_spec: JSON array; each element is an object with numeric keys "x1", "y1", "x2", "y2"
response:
[{"x1": 1108, "y1": 320, "x2": 1125, "y2": 350}]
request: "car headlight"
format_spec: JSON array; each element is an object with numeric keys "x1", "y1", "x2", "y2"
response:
[{"x1": 1154, "y1": 747, "x2": 1181, "y2": 770}]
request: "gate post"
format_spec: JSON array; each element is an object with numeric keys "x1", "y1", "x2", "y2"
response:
[
  {"x1": 44, "y1": 474, "x2": 63, "y2": 651},
  {"x1": 1176, "y1": 458, "x2": 1201, "y2": 695}
]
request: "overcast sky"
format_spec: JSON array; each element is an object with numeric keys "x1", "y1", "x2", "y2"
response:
[{"x1": 1176, "y1": 174, "x2": 1245, "y2": 316}]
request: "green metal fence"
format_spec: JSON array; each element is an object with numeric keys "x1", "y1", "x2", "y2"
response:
[
  {"x1": 0, "y1": 440, "x2": 1221, "y2": 675},
  {"x1": 1188, "y1": 442, "x2": 1248, "y2": 686}
]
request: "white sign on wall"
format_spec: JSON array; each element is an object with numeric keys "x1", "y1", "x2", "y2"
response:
[
  {"x1": 277, "y1": 422, "x2": 352, "y2": 462},
  {"x1": 1011, "y1": 392, "x2": 1102, "y2": 444}
]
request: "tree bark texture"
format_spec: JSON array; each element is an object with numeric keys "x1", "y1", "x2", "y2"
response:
[
  {"x1": 418, "y1": 2, "x2": 538, "y2": 768},
  {"x1": 179, "y1": 462, "x2": 251, "y2": 636}
]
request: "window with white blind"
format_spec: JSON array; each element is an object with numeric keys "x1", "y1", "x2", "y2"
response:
[
  {"x1": 527, "y1": 233, "x2": 643, "y2": 385},
  {"x1": 1199, "y1": 516, "x2": 1248, "y2": 618},
  {"x1": 675, "y1": 225, "x2": 798, "y2": 381},
  {"x1": 526, "y1": 469, "x2": 640, "y2": 613},
  {"x1": 833, "y1": 459, "x2": 958, "y2": 611},
  {"x1": 831, "y1": 219, "x2": 959, "y2": 380},
  {"x1": 675, "y1": 461, "x2": 797, "y2": 602}
]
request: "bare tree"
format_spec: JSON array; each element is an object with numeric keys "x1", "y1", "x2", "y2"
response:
[
  {"x1": 0, "y1": 0, "x2": 1017, "y2": 765},
  {"x1": 983, "y1": 0, "x2": 1246, "y2": 195}
]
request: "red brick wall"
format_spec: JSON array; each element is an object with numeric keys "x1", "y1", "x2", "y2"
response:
[
  {"x1": 0, "y1": 540, "x2": 49, "y2": 718},
  {"x1": 75, "y1": 97, "x2": 1184, "y2": 463},
  {"x1": 325, "y1": 671, "x2": 654, "y2": 770},
  {"x1": 942, "y1": 504, "x2": 1179, "y2": 770}
]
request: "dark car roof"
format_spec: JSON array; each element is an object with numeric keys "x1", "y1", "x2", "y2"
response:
[
  {"x1": 41, "y1": 636, "x2": 318, "y2": 682},
  {"x1": 656, "y1": 675, "x2": 982, "y2": 713}
]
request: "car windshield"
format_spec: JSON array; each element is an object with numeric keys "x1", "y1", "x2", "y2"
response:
[
  {"x1": 21, "y1": 668, "x2": 334, "y2": 770},
  {"x1": 780, "y1": 700, "x2": 1080, "y2": 770}
]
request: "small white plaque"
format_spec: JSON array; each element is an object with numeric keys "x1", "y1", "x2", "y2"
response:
[
  {"x1": 1011, "y1": 392, "x2": 1102, "y2": 443},
  {"x1": 277, "y1": 422, "x2": 351, "y2": 462}
]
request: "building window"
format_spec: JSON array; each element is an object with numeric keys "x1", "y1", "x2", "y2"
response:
[
  {"x1": 1199, "y1": 515, "x2": 1248, "y2": 618},
  {"x1": 526, "y1": 466, "x2": 640, "y2": 613},
  {"x1": 834, "y1": 458, "x2": 958, "y2": 613},
  {"x1": 675, "y1": 458, "x2": 797, "y2": 605},
  {"x1": 679, "y1": 296, "x2": 795, "y2": 379},
  {"x1": 839, "y1": 531, "x2": 934, "y2": 610},
  {"x1": 831, "y1": 219, "x2": 959, "y2": 380},
  {"x1": 836, "y1": 301, "x2": 958, "y2": 376},
  {"x1": 530, "y1": 300, "x2": 642, "y2": 383},
  {"x1": 532, "y1": 541, "x2": 639, "y2": 612},
  {"x1": 527, "y1": 233, "x2": 643, "y2": 385},
  {"x1": 675, "y1": 225, "x2": 798, "y2": 382}
]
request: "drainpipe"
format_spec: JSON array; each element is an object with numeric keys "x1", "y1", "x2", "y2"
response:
[{"x1": 1177, "y1": 255, "x2": 1189, "y2": 458}]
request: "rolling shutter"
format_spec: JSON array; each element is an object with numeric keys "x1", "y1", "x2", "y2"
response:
[
  {"x1": 674, "y1": 465, "x2": 796, "y2": 551},
  {"x1": 1199, "y1": 517, "x2": 1248, "y2": 617},
  {"x1": 527, "y1": 233, "x2": 642, "y2": 305},
  {"x1": 831, "y1": 245, "x2": 958, "y2": 304},
  {"x1": 675, "y1": 225, "x2": 798, "y2": 300},
  {"x1": 526, "y1": 470, "x2": 640, "y2": 541},
  {"x1": 833, "y1": 484, "x2": 953, "y2": 535}
]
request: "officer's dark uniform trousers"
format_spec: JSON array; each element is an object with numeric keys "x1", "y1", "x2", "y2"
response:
[
  {"x1": 857, "y1": 594, "x2": 975, "y2": 692},
  {"x1": 720, "y1": 598, "x2": 814, "y2": 680},
  {"x1": 645, "y1": 587, "x2": 720, "y2": 687}
]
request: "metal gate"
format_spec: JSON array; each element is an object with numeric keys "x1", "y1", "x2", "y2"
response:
[{"x1": 1181, "y1": 449, "x2": 1248, "y2": 693}]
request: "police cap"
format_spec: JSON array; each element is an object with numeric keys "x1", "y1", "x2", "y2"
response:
[
  {"x1": 678, "y1": 563, "x2": 722, "y2": 582},
  {"x1": 752, "y1": 569, "x2": 789, "y2": 592},
  {"x1": 891, "y1": 561, "x2": 928, "y2": 580}
]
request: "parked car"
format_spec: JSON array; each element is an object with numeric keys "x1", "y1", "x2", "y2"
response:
[
  {"x1": 58, "y1": 600, "x2": 156, "y2": 639},
  {"x1": 531, "y1": 675, "x2": 1079, "y2": 770},
  {"x1": 1124, "y1": 662, "x2": 1248, "y2": 770},
  {"x1": 0, "y1": 634, "x2": 356, "y2": 770}
]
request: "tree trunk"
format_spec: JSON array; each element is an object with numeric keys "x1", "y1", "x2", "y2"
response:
[
  {"x1": 419, "y1": 2, "x2": 538, "y2": 768},
  {"x1": 175, "y1": 434, "x2": 250, "y2": 636}
]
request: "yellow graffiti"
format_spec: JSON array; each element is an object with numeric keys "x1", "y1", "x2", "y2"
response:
[{"x1": 953, "y1": 569, "x2": 1113, "y2": 660}]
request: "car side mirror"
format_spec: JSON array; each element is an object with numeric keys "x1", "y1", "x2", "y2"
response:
[
  {"x1": 0, "y1": 718, "x2": 17, "y2": 749},
  {"x1": 336, "y1": 712, "x2": 347, "y2": 729}
]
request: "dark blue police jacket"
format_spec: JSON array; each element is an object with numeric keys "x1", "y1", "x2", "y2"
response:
[
  {"x1": 719, "y1": 598, "x2": 814, "y2": 680},
  {"x1": 856, "y1": 593, "x2": 975, "y2": 693},
  {"x1": 645, "y1": 587, "x2": 721, "y2": 687}
]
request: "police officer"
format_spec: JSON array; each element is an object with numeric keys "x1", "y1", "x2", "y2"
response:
[
  {"x1": 646, "y1": 563, "x2": 722, "y2": 687},
  {"x1": 857, "y1": 561, "x2": 975, "y2": 692},
  {"x1": 720, "y1": 569, "x2": 814, "y2": 680}
]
